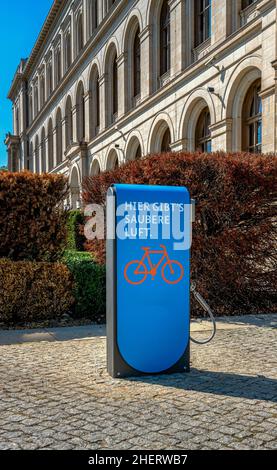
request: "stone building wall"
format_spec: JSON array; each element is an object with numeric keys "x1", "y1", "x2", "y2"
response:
[{"x1": 6, "y1": 0, "x2": 277, "y2": 207}]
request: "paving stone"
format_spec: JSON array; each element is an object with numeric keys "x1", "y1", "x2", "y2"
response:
[{"x1": 0, "y1": 315, "x2": 276, "y2": 450}]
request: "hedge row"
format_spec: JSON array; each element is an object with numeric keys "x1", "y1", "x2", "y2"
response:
[
  {"x1": 0, "y1": 171, "x2": 68, "y2": 261},
  {"x1": 63, "y1": 250, "x2": 106, "y2": 323},
  {"x1": 82, "y1": 151, "x2": 277, "y2": 316},
  {"x1": 0, "y1": 259, "x2": 74, "y2": 324}
]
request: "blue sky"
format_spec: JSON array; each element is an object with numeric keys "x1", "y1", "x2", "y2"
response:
[{"x1": 0, "y1": 0, "x2": 53, "y2": 167}]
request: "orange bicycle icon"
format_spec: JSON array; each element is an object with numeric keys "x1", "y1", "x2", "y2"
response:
[{"x1": 124, "y1": 245, "x2": 184, "y2": 285}]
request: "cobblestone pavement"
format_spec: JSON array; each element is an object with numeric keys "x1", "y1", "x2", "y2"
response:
[{"x1": 0, "y1": 315, "x2": 276, "y2": 450}]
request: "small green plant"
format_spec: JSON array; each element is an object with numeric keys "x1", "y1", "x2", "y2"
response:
[
  {"x1": 66, "y1": 210, "x2": 86, "y2": 251},
  {"x1": 63, "y1": 250, "x2": 106, "y2": 323}
]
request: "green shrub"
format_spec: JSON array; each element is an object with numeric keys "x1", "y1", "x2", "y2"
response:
[
  {"x1": 0, "y1": 259, "x2": 74, "y2": 324},
  {"x1": 66, "y1": 210, "x2": 86, "y2": 251},
  {"x1": 63, "y1": 250, "x2": 106, "y2": 322}
]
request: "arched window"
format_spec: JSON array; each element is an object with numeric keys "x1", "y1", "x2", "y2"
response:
[
  {"x1": 105, "y1": 45, "x2": 118, "y2": 126},
  {"x1": 35, "y1": 136, "x2": 40, "y2": 173},
  {"x1": 195, "y1": 107, "x2": 212, "y2": 152},
  {"x1": 48, "y1": 119, "x2": 54, "y2": 170},
  {"x1": 65, "y1": 32, "x2": 72, "y2": 70},
  {"x1": 89, "y1": 67, "x2": 100, "y2": 138},
  {"x1": 41, "y1": 128, "x2": 46, "y2": 173},
  {"x1": 107, "y1": 149, "x2": 119, "y2": 170},
  {"x1": 65, "y1": 96, "x2": 73, "y2": 148},
  {"x1": 77, "y1": 13, "x2": 84, "y2": 54},
  {"x1": 242, "y1": 80, "x2": 262, "y2": 153},
  {"x1": 56, "y1": 109, "x2": 63, "y2": 165},
  {"x1": 133, "y1": 28, "x2": 141, "y2": 98},
  {"x1": 135, "y1": 145, "x2": 142, "y2": 159},
  {"x1": 96, "y1": 76, "x2": 100, "y2": 129},
  {"x1": 160, "y1": 0, "x2": 170, "y2": 77},
  {"x1": 76, "y1": 82, "x2": 85, "y2": 141},
  {"x1": 161, "y1": 128, "x2": 171, "y2": 152},
  {"x1": 112, "y1": 55, "x2": 118, "y2": 116},
  {"x1": 28, "y1": 141, "x2": 33, "y2": 171},
  {"x1": 91, "y1": 159, "x2": 100, "y2": 176},
  {"x1": 195, "y1": 0, "x2": 211, "y2": 46}
]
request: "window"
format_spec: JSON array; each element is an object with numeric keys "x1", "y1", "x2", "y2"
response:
[
  {"x1": 112, "y1": 56, "x2": 118, "y2": 116},
  {"x1": 133, "y1": 28, "x2": 141, "y2": 97},
  {"x1": 96, "y1": 77, "x2": 100, "y2": 129},
  {"x1": 56, "y1": 109, "x2": 63, "y2": 165},
  {"x1": 242, "y1": 80, "x2": 262, "y2": 153},
  {"x1": 41, "y1": 129, "x2": 46, "y2": 173},
  {"x1": 65, "y1": 32, "x2": 72, "y2": 70},
  {"x1": 35, "y1": 137, "x2": 40, "y2": 173},
  {"x1": 161, "y1": 128, "x2": 171, "y2": 152},
  {"x1": 160, "y1": 0, "x2": 170, "y2": 76},
  {"x1": 65, "y1": 97, "x2": 73, "y2": 148},
  {"x1": 77, "y1": 13, "x2": 84, "y2": 54},
  {"x1": 34, "y1": 84, "x2": 39, "y2": 116},
  {"x1": 56, "y1": 48, "x2": 62, "y2": 84},
  {"x1": 47, "y1": 61, "x2": 53, "y2": 96},
  {"x1": 28, "y1": 93, "x2": 33, "y2": 125},
  {"x1": 242, "y1": 0, "x2": 256, "y2": 9},
  {"x1": 89, "y1": 67, "x2": 100, "y2": 138},
  {"x1": 90, "y1": 0, "x2": 98, "y2": 34},
  {"x1": 40, "y1": 75, "x2": 45, "y2": 108},
  {"x1": 27, "y1": 142, "x2": 33, "y2": 171},
  {"x1": 195, "y1": 0, "x2": 211, "y2": 47},
  {"x1": 48, "y1": 120, "x2": 54, "y2": 170},
  {"x1": 15, "y1": 107, "x2": 19, "y2": 135},
  {"x1": 135, "y1": 145, "x2": 142, "y2": 160},
  {"x1": 195, "y1": 107, "x2": 212, "y2": 152},
  {"x1": 76, "y1": 83, "x2": 85, "y2": 141}
]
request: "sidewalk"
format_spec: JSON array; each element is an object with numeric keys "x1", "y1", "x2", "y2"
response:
[{"x1": 0, "y1": 314, "x2": 275, "y2": 345}]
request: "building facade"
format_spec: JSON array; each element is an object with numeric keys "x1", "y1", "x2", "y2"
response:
[{"x1": 6, "y1": 0, "x2": 277, "y2": 208}]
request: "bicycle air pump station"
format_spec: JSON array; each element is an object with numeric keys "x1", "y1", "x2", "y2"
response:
[{"x1": 107, "y1": 184, "x2": 215, "y2": 378}]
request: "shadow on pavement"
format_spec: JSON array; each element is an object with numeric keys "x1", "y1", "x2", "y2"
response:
[{"x1": 130, "y1": 369, "x2": 277, "y2": 403}]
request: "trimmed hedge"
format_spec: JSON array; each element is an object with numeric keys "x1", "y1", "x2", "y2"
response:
[
  {"x1": 63, "y1": 250, "x2": 106, "y2": 323},
  {"x1": 82, "y1": 151, "x2": 277, "y2": 316},
  {"x1": 66, "y1": 210, "x2": 86, "y2": 251},
  {"x1": 0, "y1": 259, "x2": 74, "y2": 324},
  {"x1": 0, "y1": 171, "x2": 68, "y2": 261}
]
